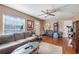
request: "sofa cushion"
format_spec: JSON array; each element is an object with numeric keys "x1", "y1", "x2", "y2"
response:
[
  {"x1": 0, "y1": 35, "x2": 15, "y2": 44},
  {"x1": 14, "y1": 33, "x2": 25, "y2": 40},
  {"x1": 0, "y1": 36, "x2": 37, "y2": 54},
  {"x1": 24, "y1": 32, "x2": 32, "y2": 38}
]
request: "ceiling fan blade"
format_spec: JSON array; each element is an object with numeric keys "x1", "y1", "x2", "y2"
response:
[
  {"x1": 49, "y1": 13, "x2": 55, "y2": 16},
  {"x1": 41, "y1": 10, "x2": 47, "y2": 14}
]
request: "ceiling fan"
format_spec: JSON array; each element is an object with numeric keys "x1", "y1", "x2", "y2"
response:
[
  {"x1": 39, "y1": 9, "x2": 56, "y2": 17},
  {"x1": 38, "y1": 5, "x2": 68, "y2": 18}
]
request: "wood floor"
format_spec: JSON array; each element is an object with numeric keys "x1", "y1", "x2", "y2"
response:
[{"x1": 42, "y1": 36, "x2": 76, "y2": 54}]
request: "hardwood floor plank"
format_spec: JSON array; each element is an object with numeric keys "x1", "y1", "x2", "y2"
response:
[{"x1": 42, "y1": 36, "x2": 76, "y2": 54}]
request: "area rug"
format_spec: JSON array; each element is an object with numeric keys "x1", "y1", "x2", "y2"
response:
[{"x1": 38, "y1": 42, "x2": 63, "y2": 54}]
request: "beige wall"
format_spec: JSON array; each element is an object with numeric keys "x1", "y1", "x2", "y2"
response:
[
  {"x1": 40, "y1": 20, "x2": 45, "y2": 34},
  {"x1": 0, "y1": 5, "x2": 44, "y2": 34}
]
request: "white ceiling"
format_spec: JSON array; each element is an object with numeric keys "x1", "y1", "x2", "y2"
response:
[{"x1": 3, "y1": 4, "x2": 79, "y2": 20}]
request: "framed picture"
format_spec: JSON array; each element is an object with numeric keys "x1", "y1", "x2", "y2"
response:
[{"x1": 27, "y1": 20, "x2": 34, "y2": 30}]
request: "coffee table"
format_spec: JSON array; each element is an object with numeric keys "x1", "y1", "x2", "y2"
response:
[{"x1": 11, "y1": 42, "x2": 39, "y2": 54}]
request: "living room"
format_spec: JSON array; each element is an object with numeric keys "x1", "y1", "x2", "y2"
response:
[{"x1": 0, "y1": 4, "x2": 79, "y2": 54}]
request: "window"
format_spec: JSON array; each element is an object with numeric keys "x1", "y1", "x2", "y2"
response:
[{"x1": 3, "y1": 15, "x2": 25, "y2": 34}]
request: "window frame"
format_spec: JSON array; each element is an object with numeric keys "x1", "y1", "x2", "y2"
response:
[{"x1": 3, "y1": 15, "x2": 25, "y2": 34}]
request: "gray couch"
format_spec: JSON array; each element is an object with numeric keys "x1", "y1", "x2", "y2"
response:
[{"x1": 0, "y1": 32, "x2": 39, "y2": 54}]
